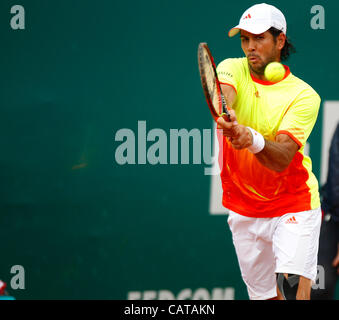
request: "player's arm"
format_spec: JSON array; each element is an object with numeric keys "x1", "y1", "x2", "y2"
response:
[
  {"x1": 226, "y1": 122, "x2": 298, "y2": 172},
  {"x1": 218, "y1": 83, "x2": 298, "y2": 172},
  {"x1": 249, "y1": 93, "x2": 319, "y2": 172},
  {"x1": 217, "y1": 115, "x2": 299, "y2": 172},
  {"x1": 253, "y1": 134, "x2": 299, "y2": 172}
]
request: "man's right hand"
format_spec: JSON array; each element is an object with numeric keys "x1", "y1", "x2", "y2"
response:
[{"x1": 217, "y1": 109, "x2": 238, "y2": 138}]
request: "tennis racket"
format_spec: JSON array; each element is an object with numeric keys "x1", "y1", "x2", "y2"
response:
[{"x1": 198, "y1": 42, "x2": 231, "y2": 121}]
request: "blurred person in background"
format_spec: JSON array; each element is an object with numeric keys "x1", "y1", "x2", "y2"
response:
[{"x1": 311, "y1": 122, "x2": 339, "y2": 299}]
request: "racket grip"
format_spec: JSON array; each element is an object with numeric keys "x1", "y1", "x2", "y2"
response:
[
  {"x1": 220, "y1": 94, "x2": 231, "y2": 121},
  {"x1": 221, "y1": 112, "x2": 231, "y2": 122}
]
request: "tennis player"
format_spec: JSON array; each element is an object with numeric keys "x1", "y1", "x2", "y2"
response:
[{"x1": 216, "y1": 3, "x2": 322, "y2": 300}]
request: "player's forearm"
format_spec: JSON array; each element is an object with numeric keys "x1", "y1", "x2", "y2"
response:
[
  {"x1": 218, "y1": 122, "x2": 297, "y2": 172},
  {"x1": 255, "y1": 140, "x2": 293, "y2": 172}
]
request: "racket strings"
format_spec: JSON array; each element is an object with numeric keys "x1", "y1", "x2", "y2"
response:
[{"x1": 201, "y1": 52, "x2": 221, "y2": 115}]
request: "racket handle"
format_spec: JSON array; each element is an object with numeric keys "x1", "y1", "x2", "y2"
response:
[
  {"x1": 221, "y1": 112, "x2": 231, "y2": 122},
  {"x1": 220, "y1": 94, "x2": 231, "y2": 121}
]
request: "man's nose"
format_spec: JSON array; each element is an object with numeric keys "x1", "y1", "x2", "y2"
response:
[{"x1": 248, "y1": 39, "x2": 256, "y2": 51}]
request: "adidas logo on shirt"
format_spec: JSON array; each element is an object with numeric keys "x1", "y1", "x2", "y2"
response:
[{"x1": 285, "y1": 216, "x2": 298, "y2": 224}]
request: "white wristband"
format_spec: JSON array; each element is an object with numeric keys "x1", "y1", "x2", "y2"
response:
[{"x1": 247, "y1": 127, "x2": 265, "y2": 154}]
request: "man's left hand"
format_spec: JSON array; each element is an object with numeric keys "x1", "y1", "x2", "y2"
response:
[
  {"x1": 230, "y1": 125, "x2": 254, "y2": 150},
  {"x1": 217, "y1": 116, "x2": 253, "y2": 150}
]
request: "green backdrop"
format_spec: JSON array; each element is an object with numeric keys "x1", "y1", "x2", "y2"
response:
[{"x1": 0, "y1": 0, "x2": 337, "y2": 299}]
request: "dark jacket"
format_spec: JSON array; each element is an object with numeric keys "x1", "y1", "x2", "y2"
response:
[{"x1": 321, "y1": 122, "x2": 339, "y2": 227}]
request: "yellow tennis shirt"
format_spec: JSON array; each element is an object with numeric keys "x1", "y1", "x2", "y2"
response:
[{"x1": 216, "y1": 57, "x2": 321, "y2": 218}]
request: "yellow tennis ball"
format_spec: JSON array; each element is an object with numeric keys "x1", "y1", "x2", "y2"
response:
[{"x1": 264, "y1": 62, "x2": 285, "y2": 82}]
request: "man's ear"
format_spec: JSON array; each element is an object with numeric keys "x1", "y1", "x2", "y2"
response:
[{"x1": 277, "y1": 33, "x2": 286, "y2": 51}]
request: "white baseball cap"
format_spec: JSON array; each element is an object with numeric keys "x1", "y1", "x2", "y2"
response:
[{"x1": 228, "y1": 3, "x2": 287, "y2": 37}]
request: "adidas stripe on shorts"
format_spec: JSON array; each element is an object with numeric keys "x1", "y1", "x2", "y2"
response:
[{"x1": 227, "y1": 207, "x2": 322, "y2": 300}]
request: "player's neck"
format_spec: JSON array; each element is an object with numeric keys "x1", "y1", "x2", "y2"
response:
[{"x1": 250, "y1": 71, "x2": 266, "y2": 81}]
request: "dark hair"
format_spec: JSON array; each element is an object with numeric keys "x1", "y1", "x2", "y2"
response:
[{"x1": 268, "y1": 27, "x2": 296, "y2": 61}]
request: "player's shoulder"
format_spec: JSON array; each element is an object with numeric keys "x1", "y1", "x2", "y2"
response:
[
  {"x1": 217, "y1": 57, "x2": 248, "y2": 67},
  {"x1": 217, "y1": 57, "x2": 248, "y2": 76},
  {"x1": 288, "y1": 73, "x2": 321, "y2": 102},
  {"x1": 217, "y1": 57, "x2": 247, "y2": 69}
]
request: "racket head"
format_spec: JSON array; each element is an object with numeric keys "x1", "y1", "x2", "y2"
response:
[{"x1": 198, "y1": 42, "x2": 226, "y2": 119}]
